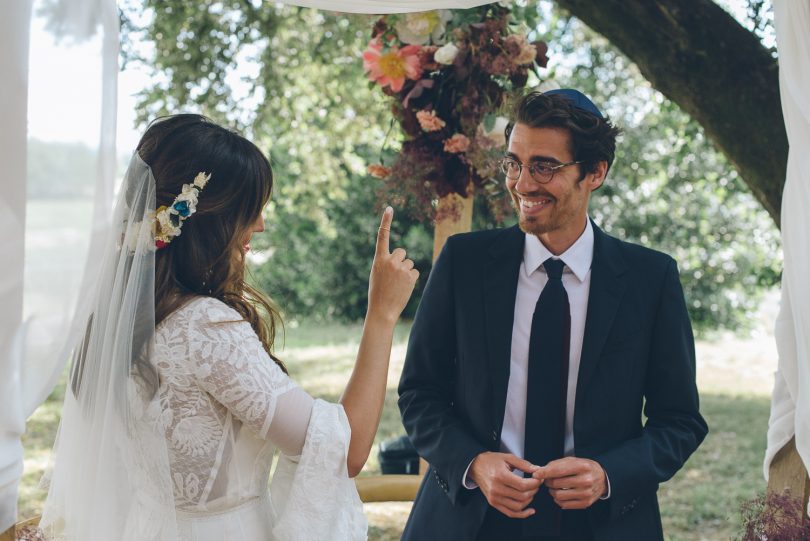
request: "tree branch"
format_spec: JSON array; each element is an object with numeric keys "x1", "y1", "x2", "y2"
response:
[{"x1": 554, "y1": 0, "x2": 786, "y2": 226}]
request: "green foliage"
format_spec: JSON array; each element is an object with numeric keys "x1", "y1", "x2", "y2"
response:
[
  {"x1": 251, "y1": 146, "x2": 433, "y2": 322},
  {"x1": 124, "y1": 0, "x2": 781, "y2": 331}
]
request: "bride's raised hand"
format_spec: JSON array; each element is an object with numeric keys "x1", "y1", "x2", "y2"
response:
[{"x1": 367, "y1": 206, "x2": 419, "y2": 324}]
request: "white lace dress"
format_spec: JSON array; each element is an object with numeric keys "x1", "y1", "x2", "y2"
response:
[{"x1": 154, "y1": 297, "x2": 367, "y2": 541}]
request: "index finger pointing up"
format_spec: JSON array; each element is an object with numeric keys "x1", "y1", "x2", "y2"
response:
[{"x1": 376, "y1": 206, "x2": 393, "y2": 255}]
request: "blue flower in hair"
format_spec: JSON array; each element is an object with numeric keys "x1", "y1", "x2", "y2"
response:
[{"x1": 173, "y1": 200, "x2": 191, "y2": 217}]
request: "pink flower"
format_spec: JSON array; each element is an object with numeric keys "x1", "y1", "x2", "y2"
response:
[
  {"x1": 363, "y1": 39, "x2": 423, "y2": 92},
  {"x1": 505, "y1": 34, "x2": 537, "y2": 65},
  {"x1": 416, "y1": 110, "x2": 446, "y2": 132},
  {"x1": 367, "y1": 164, "x2": 392, "y2": 178},
  {"x1": 443, "y1": 134, "x2": 471, "y2": 153}
]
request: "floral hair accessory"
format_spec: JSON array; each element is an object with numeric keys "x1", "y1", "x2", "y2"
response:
[{"x1": 154, "y1": 172, "x2": 211, "y2": 249}]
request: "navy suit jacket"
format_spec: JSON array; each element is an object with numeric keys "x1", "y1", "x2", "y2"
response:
[{"x1": 398, "y1": 222, "x2": 708, "y2": 541}]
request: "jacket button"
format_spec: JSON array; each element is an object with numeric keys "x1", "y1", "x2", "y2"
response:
[{"x1": 491, "y1": 430, "x2": 498, "y2": 441}]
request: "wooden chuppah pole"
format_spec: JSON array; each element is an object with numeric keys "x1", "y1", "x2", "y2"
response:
[
  {"x1": 432, "y1": 190, "x2": 474, "y2": 261},
  {"x1": 767, "y1": 437, "x2": 810, "y2": 510}
]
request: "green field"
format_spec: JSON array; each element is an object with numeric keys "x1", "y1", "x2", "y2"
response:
[{"x1": 18, "y1": 316, "x2": 776, "y2": 541}]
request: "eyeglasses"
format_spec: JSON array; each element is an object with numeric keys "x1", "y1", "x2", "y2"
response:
[{"x1": 500, "y1": 157, "x2": 582, "y2": 184}]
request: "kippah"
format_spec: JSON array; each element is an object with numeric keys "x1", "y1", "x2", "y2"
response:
[{"x1": 543, "y1": 88, "x2": 603, "y2": 118}]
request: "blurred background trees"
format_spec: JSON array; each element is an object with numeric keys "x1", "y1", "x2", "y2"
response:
[{"x1": 108, "y1": 0, "x2": 782, "y2": 332}]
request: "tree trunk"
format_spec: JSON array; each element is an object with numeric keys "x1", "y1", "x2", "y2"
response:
[{"x1": 553, "y1": 0, "x2": 786, "y2": 227}]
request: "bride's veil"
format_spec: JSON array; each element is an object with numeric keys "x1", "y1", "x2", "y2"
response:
[{"x1": 39, "y1": 153, "x2": 178, "y2": 541}]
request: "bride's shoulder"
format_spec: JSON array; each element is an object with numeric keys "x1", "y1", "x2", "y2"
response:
[{"x1": 161, "y1": 296, "x2": 245, "y2": 330}]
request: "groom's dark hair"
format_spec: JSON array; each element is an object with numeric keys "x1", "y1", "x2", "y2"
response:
[{"x1": 505, "y1": 90, "x2": 621, "y2": 178}]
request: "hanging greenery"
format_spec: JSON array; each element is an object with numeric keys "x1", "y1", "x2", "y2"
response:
[{"x1": 362, "y1": 5, "x2": 548, "y2": 221}]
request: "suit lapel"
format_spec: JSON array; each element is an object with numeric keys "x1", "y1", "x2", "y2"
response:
[
  {"x1": 483, "y1": 225, "x2": 525, "y2": 433},
  {"x1": 577, "y1": 222, "x2": 629, "y2": 394}
]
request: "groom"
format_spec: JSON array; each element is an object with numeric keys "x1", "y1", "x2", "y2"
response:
[{"x1": 398, "y1": 89, "x2": 707, "y2": 540}]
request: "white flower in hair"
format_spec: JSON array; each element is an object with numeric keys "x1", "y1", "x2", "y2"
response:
[
  {"x1": 175, "y1": 183, "x2": 200, "y2": 209},
  {"x1": 156, "y1": 207, "x2": 181, "y2": 238},
  {"x1": 193, "y1": 172, "x2": 211, "y2": 189},
  {"x1": 153, "y1": 171, "x2": 211, "y2": 249}
]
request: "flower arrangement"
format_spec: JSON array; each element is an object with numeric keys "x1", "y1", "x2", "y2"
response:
[
  {"x1": 739, "y1": 490, "x2": 810, "y2": 540},
  {"x1": 362, "y1": 5, "x2": 548, "y2": 220}
]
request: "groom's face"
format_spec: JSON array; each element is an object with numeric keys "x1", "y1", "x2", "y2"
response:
[{"x1": 506, "y1": 123, "x2": 602, "y2": 240}]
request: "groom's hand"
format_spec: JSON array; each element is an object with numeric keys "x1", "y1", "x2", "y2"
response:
[
  {"x1": 469, "y1": 452, "x2": 542, "y2": 519},
  {"x1": 534, "y1": 457, "x2": 607, "y2": 510}
]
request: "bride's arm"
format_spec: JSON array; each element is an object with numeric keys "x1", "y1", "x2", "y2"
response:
[{"x1": 340, "y1": 207, "x2": 418, "y2": 477}]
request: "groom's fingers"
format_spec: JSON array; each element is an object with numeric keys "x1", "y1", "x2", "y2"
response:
[
  {"x1": 471, "y1": 452, "x2": 542, "y2": 518},
  {"x1": 541, "y1": 457, "x2": 607, "y2": 510},
  {"x1": 376, "y1": 206, "x2": 393, "y2": 255},
  {"x1": 490, "y1": 487, "x2": 536, "y2": 518},
  {"x1": 495, "y1": 503, "x2": 536, "y2": 519},
  {"x1": 502, "y1": 454, "x2": 540, "y2": 477}
]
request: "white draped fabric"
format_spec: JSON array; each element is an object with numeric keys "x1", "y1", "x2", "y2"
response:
[
  {"x1": 0, "y1": 0, "x2": 493, "y2": 532},
  {"x1": 0, "y1": 0, "x2": 33, "y2": 531},
  {"x1": 280, "y1": 0, "x2": 494, "y2": 13},
  {"x1": 765, "y1": 0, "x2": 810, "y2": 514}
]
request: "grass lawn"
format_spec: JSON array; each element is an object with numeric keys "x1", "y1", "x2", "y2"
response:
[{"x1": 19, "y1": 317, "x2": 777, "y2": 541}]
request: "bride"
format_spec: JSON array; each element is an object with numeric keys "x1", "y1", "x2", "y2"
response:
[{"x1": 38, "y1": 114, "x2": 418, "y2": 540}]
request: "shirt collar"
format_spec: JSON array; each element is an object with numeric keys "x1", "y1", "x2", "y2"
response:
[{"x1": 523, "y1": 218, "x2": 594, "y2": 283}]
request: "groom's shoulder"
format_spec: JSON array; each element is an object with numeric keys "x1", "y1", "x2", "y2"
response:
[
  {"x1": 599, "y1": 225, "x2": 677, "y2": 273},
  {"x1": 446, "y1": 225, "x2": 521, "y2": 253}
]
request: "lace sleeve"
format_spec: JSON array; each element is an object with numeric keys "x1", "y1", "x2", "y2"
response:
[
  {"x1": 187, "y1": 298, "x2": 314, "y2": 456},
  {"x1": 269, "y1": 400, "x2": 367, "y2": 541}
]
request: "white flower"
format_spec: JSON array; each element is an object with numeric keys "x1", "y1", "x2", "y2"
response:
[
  {"x1": 479, "y1": 116, "x2": 510, "y2": 148},
  {"x1": 193, "y1": 172, "x2": 211, "y2": 189},
  {"x1": 156, "y1": 208, "x2": 181, "y2": 238},
  {"x1": 175, "y1": 183, "x2": 200, "y2": 209},
  {"x1": 434, "y1": 43, "x2": 459, "y2": 65},
  {"x1": 395, "y1": 10, "x2": 452, "y2": 45}
]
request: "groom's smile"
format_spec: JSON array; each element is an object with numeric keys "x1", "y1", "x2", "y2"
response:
[{"x1": 505, "y1": 123, "x2": 598, "y2": 253}]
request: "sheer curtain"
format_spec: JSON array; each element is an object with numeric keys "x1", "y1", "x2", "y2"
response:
[
  {"x1": 0, "y1": 0, "x2": 33, "y2": 531},
  {"x1": 0, "y1": 0, "x2": 493, "y2": 532},
  {"x1": 766, "y1": 0, "x2": 810, "y2": 513}
]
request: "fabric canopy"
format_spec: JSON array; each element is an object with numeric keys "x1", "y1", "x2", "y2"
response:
[
  {"x1": 765, "y1": 0, "x2": 810, "y2": 514},
  {"x1": 281, "y1": 0, "x2": 494, "y2": 13},
  {"x1": 0, "y1": 0, "x2": 33, "y2": 531}
]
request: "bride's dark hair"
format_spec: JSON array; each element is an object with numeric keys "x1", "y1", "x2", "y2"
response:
[{"x1": 138, "y1": 114, "x2": 286, "y2": 375}]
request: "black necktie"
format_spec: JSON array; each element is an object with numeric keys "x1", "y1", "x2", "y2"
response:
[{"x1": 523, "y1": 258, "x2": 570, "y2": 537}]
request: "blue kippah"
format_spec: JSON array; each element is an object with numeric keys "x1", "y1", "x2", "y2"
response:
[{"x1": 543, "y1": 88, "x2": 603, "y2": 118}]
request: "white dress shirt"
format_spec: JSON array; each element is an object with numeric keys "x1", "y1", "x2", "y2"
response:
[
  {"x1": 464, "y1": 219, "x2": 611, "y2": 497},
  {"x1": 500, "y1": 219, "x2": 593, "y2": 459}
]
